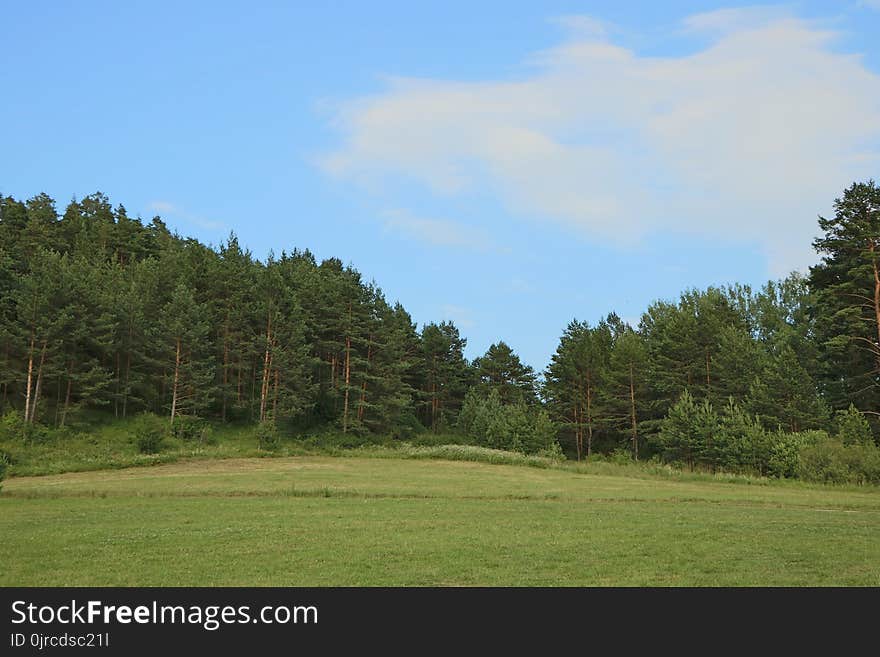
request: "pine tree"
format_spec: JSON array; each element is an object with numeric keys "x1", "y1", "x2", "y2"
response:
[
  {"x1": 151, "y1": 283, "x2": 216, "y2": 423},
  {"x1": 472, "y1": 341, "x2": 537, "y2": 405},
  {"x1": 419, "y1": 321, "x2": 470, "y2": 431},
  {"x1": 543, "y1": 319, "x2": 612, "y2": 459},
  {"x1": 810, "y1": 179, "x2": 880, "y2": 417},
  {"x1": 602, "y1": 326, "x2": 648, "y2": 459}
]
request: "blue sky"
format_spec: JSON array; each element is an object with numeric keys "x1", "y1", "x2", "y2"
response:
[{"x1": 2, "y1": 1, "x2": 880, "y2": 372}]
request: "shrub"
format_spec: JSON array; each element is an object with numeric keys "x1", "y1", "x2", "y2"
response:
[
  {"x1": 797, "y1": 437, "x2": 880, "y2": 485},
  {"x1": 170, "y1": 416, "x2": 214, "y2": 445},
  {"x1": 835, "y1": 404, "x2": 873, "y2": 446},
  {"x1": 388, "y1": 411, "x2": 424, "y2": 441},
  {"x1": 0, "y1": 411, "x2": 24, "y2": 441},
  {"x1": 256, "y1": 422, "x2": 280, "y2": 451},
  {"x1": 0, "y1": 452, "x2": 7, "y2": 491},
  {"x1": 458, "y1": 389, "x2": 559, "y2": 455},
  {"x1": 767, "y1": 430, "x2": 826, "y2": 479},
  {"x1": 0, "y1": 411, "x2": 51, "y2": 444},
  {"x1": 656, "y1": 391, "x2": 714, "y2": 469},
  {"x1": 132, "y1": 413, "x2": 166, "y2": 454}
]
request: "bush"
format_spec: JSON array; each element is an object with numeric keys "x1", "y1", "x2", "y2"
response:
[
  {"x1": 0, "y1": 411, "x2": 24, "y2": 441},
  {"x1": 458, "y1": 389, "x2": 559, "y2": 455},
  {"x1": 256, "y1": 422, "x2": 280, "y2": 451},
  {"x1": 170, "y1": 416, "x2": 215, "y2": 445},
  {"x1": 835, "y1": 405, "x2": 873, "y2": 446},
  {"x1": 0, "y1": 452, "x2": 7, "y2": 491},
  {"x1": 0, "y1": 411, "x2": 51, "y2": 444},
  {"x1": 132, "y1": 413, "x2": 166, "y2": 454},
  {"x1": 767, "y1": 430, "x2": 826, "y2": 479},
  {"x1": 388, "y1": 411, "x2": 424, "y2": 441},
  {"x1": 797, "y1": 437, "x2": 880, "y2": 485}
]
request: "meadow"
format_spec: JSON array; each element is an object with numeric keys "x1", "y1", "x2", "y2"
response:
[{"x1": 2, "y1": 454, "x2": 879, "y2": 586}]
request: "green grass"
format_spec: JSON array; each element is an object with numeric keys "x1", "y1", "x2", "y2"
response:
[{"x1": 2, "y1": 456, "x2": 879, "y2": 586}]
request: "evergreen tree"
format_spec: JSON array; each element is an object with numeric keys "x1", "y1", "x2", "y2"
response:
[
  {"x1": 543, "y1": 319, "x2": 612, "y2": 459},
  {"x1": 472, "y1": 341, "x2": 537, "y2": 405},
  {"x1": 602, "y1": 326, "x2": 648, "y2": 459},
  {"x1": 151, "y1": 283, "x2": 216, "y2": 423},
  {"x1": 419, "y1": 321, "x2": 470, "y2": 431},
  {"x1": 810, "y1": 180, "x2": 880, "y2": 416}
]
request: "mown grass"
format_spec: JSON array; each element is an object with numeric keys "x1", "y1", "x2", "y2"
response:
[{"x1": 2, "y1": 456, "x2": 879, "y2": 586}]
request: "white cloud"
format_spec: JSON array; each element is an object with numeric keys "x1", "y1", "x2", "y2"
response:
[
  {"x1": 149, "y1": 200, "x2": 177, "y2": 214},
  {"x1": 382, "y1": 208, "x2": 493, "y2": 251},
  {"x1": 320, "y1": 9, "x2": 880, "y2": 274},
  {"x1": 439, "y1": 304, "x2": 475, "y2": 329},
  {"x1": 148, "y1": 200, "x2": 226, "y2": 232}
]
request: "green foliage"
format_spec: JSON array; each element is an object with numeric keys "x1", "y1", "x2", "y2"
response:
[
  {"x1": 810, "y1": 179, "x2": 880, "y2": 413},
  {"x1": 834, "y1": 404, "x2": 873, "y2": 446},
  {"x1": 1, "y1": 181, "x2": 879, "y2": 478},
  {"x1": 256, "y1": 422, "x2": 280, "y2": 451},
  {"x1": 132, "y1": 413, "x2": 166, "y2": 454},
  {"x1": 656, "y1": 390, "x2": 707, "y2": 469},
  {"x1": 458, "y1": 389, "x2": 558, "y2": 455},
  {"x1": 472, "y1": 341, "x2": 537, "y2": 404},
  {"x1": 170, "y1": 416, "x2": 215, "y2": 445},
  {"x1": 797, "y1": 437, "x2": 880, "y2": 485},
  {"x1": 714, "y1": 398, "x2": 769, "y2": 473},
  {"x1": 0, "y1": 411, "x2": 25, "y2": 442},
  {"x1": 656, "y1": 394, "x2": 830, "y2": 478},
  {"x1": 767, "y1": 430, "x2": 827, "y2": 478},
  {"x1": 0, "y1": 451, "x2": 7, "y2": 491}
]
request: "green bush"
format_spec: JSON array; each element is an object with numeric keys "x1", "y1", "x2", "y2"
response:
[
  {"x1": 797, "y1": 437, "x2": 880, "y2": 485},
  {"x1": 132, "y1": 413, "x2": 167, "y2": 454},
  {"x1": 0, "y1": 452, "x2": 7, "y2": 491},
  {"x1": 458, "y1": 389, "x2": 559, "y2": 455},
  {"x1": 767, "y1": 430, "x2": 826, "y2": 478},
  {"x1": 0, "y1": 411, "x2": 24, "y2": 441},
  {"x1": 0, "y1": 411, "x2": 51, "y2": 444},
  {"x1": 835, "y1": 404, "x2": 873, "y2": 446},
  {"x1": 256, "y1": 422, "x2": 280, "y2": 451},
  {"x1": 170, "y1": 416, "x2": 215, "y2": 445}
]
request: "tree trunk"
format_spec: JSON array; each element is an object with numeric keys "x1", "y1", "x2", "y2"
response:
[
  {"x1": 358, "y1": 339, "x2": 372, "y2": 422},
  {"x1": 237, "y1": 357, "x2": 243, "y2": 403},
  {"x1": 170, "y1": 337, "x2": 181, "y2": 425},
  {"x1": 1, "y1": 343, "x2": 9, "y2": 412},
  {"x1": 61, "y1": 359, "x2": 74, "y2": 427},
  {"x1": 259, "y1": 313, "x2": 273, "y2": 423},
  {"x1": 61, "y1": 369, "x2": 73, "y2": 428},
  {"x1": 272, "y1": 369, "x2": 279, "y2": 421},
  {"x1": 114, "y1": 350, "x2": 121, "y2": 417},
  {"x1": 122, "y1": 349, "x2": 131, "y2": 418},
  {"x1": 629, "y1": 362, "x2": 638, "y2": 461},
  {"x1": 24, "y1": 332, "x2": 36, "y2": 424},
  {"x1": 222, "y1": 323, "x2": 230, "y2": 422},
  {"x1": 122, "y1": 318, "x2": 134, "y2": 418},
  {"x1": 342, "y1": 335, "x2": 352, "y2": 432},
  {"x1": 705, "y1": 348, "x2": 711, "y2": 394},
  {"x1": 870, "y1": 241, "x2": 880, "y2": 370},
  {"x1": 30, "y1": 341, "x2": 47, "y2": 423},
  {"x1": 585, "y1": 374, "x2": 593, "y2": 458}
]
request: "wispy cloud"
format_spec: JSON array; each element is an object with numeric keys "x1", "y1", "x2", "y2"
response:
[
  {"x1": 320, "y1": 8, "x2": 880, "y2": 274},
  {"x1": 381, "y1": 208, "x2": 493, "y2": 251},
  {"x1": 439, "y1": 304, "x2": 475, "y2": 329},
  {"x1": 148, "y1": 200, "x2": 227, "y2": 232}
]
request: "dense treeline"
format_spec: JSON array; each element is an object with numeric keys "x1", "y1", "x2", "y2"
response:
[
  {"x1": 1, "y1": 181, "x2": 880, "y2": 482},
  {"x1": 0, "y1": 192, "x2": 479, "y2": 438}
]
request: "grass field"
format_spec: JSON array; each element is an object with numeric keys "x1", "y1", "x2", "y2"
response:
[{"x1": 3, "y1": 455, "x2": 879, "y2": 586}]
